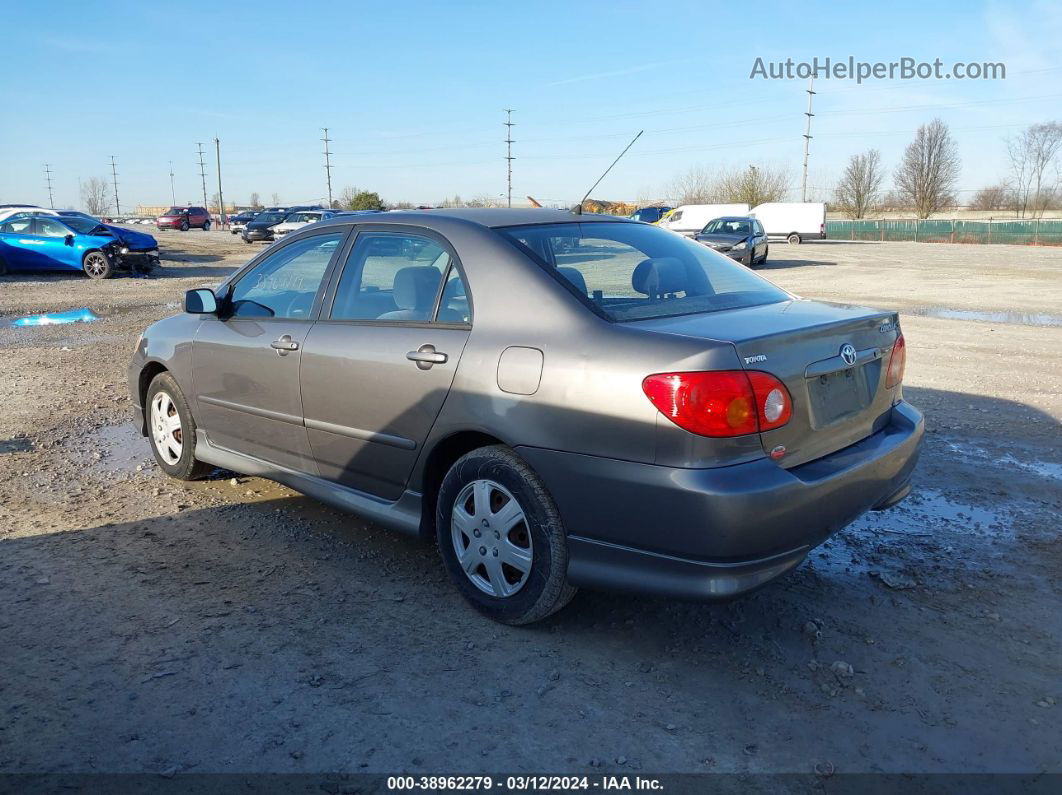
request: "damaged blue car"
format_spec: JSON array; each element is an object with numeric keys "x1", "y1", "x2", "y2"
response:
[{"x1": 0, "y1": 213, "x2": 160, "y2": 279}]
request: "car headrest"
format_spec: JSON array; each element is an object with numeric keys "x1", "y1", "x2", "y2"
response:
[
  {"x1": 557, "y1": 266, "x2": 588, "y2": 296},
  {"x1": 632, "y1": 257, "x2": 687, "y2": 297},
  {"x1": 393, "y1": 267, "x2": 442, "y2": 310}
]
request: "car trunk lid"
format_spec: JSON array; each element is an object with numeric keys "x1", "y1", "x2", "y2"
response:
[{"x1": 632, "y1": 299, "x2": 900, "y2": 467}]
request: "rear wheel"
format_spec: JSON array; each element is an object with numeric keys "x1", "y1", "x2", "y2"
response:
[
  {"x1": 787, "y1": 233, "x2": 801, "y2": 245},
  {"x1": 83, "y1": 251, "x2": 113, "y2": 280},
  {"x1": 146, "y1": 372, "x2": 211, "y2": 480},
  {"x1": 437, "y1": 446, "x2": 577, "y2": 625}
]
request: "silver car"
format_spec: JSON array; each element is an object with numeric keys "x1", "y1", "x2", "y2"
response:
[{"x1": 129, "y1": 209, "x2": 923, "y2": 624}]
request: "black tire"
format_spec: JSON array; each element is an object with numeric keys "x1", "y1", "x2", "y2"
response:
[
  {"x1": 742, "y1": 248, "x2": 754, "y2": 267},
  {"x1": 436, "y1": 445, "x2": 577, "y2": 625},
  {"x1": 145, "y1": 372, "x2": 212, "y2": 481},
  {"x1": 759, "y1": 245, "x2": 769, "y2": 265},
  {"x1": 82, "y1": 251, "x2": 113, "y2": 280},
  {"x1": 180, "y1": 220, "x2": 189, "y2": 231},
  {"x1": 0, "y1": 253, "x2": 8, "y2": 276},
  {"x1": 203, "y1": 221, "x2": 211, "y2": 231},
  {"x1": 787, "y1": 233, "x2": 801, "y2": 245}
]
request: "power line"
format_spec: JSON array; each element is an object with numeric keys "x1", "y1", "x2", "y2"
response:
[
  {"x1": 196, "y1": 143, "x2": 209, "y2": 212},
  {"x1": 214, "y1": 138, "x2": 225, "y2": 231},
  {"x1": 322, "y1": 127, "x2": 334, "y2": 208},
  {"x1": 43, "y1": 164, "x2": 55, "y2": 208},
  {"x1": 109, "y1": 156, "x2": 120, "y2": 215},
  {"x1": 801, "y1": 77, "x2": 815, "y2": 203},
  {"x1": 504, "y1": 109, "x2": 515, "y2": 208}
]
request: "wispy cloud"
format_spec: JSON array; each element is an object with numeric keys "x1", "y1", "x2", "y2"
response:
[{"x1": 547, "y1": 59, "x2": 688, "y2": 87}]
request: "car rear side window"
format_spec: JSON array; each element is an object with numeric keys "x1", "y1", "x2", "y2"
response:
[
  {"x1": 329, "y1": 232, "x2": 461, "y2": 323},
  {"x1": 499, "y1": 221, "x2": 789, "y2": 322}
]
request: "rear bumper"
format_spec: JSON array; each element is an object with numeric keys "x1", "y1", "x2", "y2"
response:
[{"x1": 517, "y1": 400, "x2": 924, "y2": 600}]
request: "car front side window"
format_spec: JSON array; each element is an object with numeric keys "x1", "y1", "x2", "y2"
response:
[
  {"x1": 228, "y1": 233, "x2": 344, "y2": 320},
  {"x1": 35, "y1": 218, "x2": 71, "y2": 238}
]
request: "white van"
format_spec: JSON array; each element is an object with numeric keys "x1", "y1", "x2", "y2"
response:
[
  {"x1": 659, "y1": 203, "x2": 751, "y2": 237},
  {"x1": 749, "y1": 202, "x2": 826, "y2": 244}
]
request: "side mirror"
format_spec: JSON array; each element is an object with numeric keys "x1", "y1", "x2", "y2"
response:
[
  {"x1": 64, "y1": 234, "x2": 74, "y2": 246},
  {"x1": 183, "y1": 288, "x2": 218, "y2": 315}
]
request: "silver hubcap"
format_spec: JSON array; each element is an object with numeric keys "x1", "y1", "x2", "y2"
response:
[
  {"x1": 85, "y1": 254, "x2": 106, "y2": 277},
  {"x1": 451, "y1": 479, "x2": 533, "y2": 598},
  {"x1": 150, "y1": 391, "x2": 183, "y2": 465}
]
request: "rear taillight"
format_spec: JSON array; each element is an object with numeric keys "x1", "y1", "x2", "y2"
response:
[
  {"x1": 885, "y1": 334, "x2": 906, "y2": 389},
  {"x1": 642, "y1": 370, "x2": 792, "y2": 438}
]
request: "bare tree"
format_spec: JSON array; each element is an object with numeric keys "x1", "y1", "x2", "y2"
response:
[
  {"x1": 1006, "y1": 122, "x2": 1062, "y2": 218},
  {"x1": 714, "y1": 164, "x2": 791, "y2": 207},
  {"x1": 249, "y1": 192, "x2": 261, "y2": 208},
  {"x1": 667, "y1": 165, "x2": 716, "y2": 205},
  {"x1": 970, "y1": 184, "x2": 1011, "y2": 212},
  {"x1": 270, "y1": 192, "x2": 280, "y2": 206},
  {"x1": 833, "y1": 150, "x2": 884, "y2": 218},
  {"x1": 80, "y1": 177, "x2": 110, "y2": 216},
  {"x1": 894, "y1": 119, "x2": 960, "y2": 219}
]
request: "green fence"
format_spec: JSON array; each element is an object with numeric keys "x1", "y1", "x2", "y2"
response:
[{"x1": 825, "y1": 218, "x2": 1062, "y2": 245}]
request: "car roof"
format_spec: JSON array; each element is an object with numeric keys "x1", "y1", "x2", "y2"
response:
[
  {"x1": 319, "y1": 207, "x2": 632, "y2": 230},
  {"x1": 711, "y1": 216, "x2": 755, "y2": 222}
]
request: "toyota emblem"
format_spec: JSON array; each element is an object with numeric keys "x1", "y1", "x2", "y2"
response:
[{"x1": 840, "y1": 343, "x2": 857, "y2": 366}]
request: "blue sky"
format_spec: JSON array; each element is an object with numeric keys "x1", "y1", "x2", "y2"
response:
[{"x1": 2, "y1": 0, "x2": 1060, "y2": 210}]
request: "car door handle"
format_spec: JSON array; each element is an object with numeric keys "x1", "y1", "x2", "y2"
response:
[
  {"x1": 270, "y1": 335, "x2": 299, "y2": 354},
  {"x1": 406, "y1": 344, "x2": 448, "y2": 369}
]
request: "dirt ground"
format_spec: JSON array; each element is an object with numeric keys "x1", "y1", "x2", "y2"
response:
[{"x1": 0, "y1": 230, "x2": 1059, "y2": 777}]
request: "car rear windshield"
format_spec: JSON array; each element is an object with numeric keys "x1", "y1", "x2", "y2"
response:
[{"x1": 499, "y1": 221, "x2": 789, "y2": 322}]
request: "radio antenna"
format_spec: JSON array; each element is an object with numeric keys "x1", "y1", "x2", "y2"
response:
[{"x1": 574, "y1": 130, "x2": 643, "y2": 214}]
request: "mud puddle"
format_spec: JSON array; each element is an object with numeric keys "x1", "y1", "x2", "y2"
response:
[{"x1": 905, "y1": 306, "x2": 1062, "y2": 327}]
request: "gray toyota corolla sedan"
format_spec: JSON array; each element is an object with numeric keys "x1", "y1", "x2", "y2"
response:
[{"x1": 129, "y1": 208, "x2": 923, "y2": 624}]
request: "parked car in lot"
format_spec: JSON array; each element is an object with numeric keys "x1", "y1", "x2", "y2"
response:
[
  {"x1": 156, "y1": 206, "x2": 211, "y2": 231},
  {"x1": 241, "y1": 205, "x2": 321, "y2": 243},
  {"x1": 694, "y1": 216, "x2": 769, "y2": 266},
  {"x1": 229, "y1": 211, "x2": 260, "y2": 235},
  {"x1": 129, "y1": 209, "x2": 922, "y2": 624},
  {"x1": 0, "y1": 213, "x2": 159, "y2": 278},
  {"x1": 629, "y1": 206, "x2": 672, "y2": 224},
  {"x1": 272, "y1": 209, "x2": 341, "y2": 242},
  {"x1": 750, "y1": 202, "x2": 827, "y2": 244}
]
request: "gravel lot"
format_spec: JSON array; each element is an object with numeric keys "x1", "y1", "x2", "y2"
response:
[{"x1": 0, "y1": 231, "x2": 1059, "y2": 777}]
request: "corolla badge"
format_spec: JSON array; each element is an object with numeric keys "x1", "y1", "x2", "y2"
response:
[{"x1": 840, "y1": 343, "x2": 857, "y2": 366}]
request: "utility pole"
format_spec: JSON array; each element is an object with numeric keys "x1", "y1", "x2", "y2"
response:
[
  {"x1": 109, "y1": 156, "x2": 121, "y2": 215},
  {"x1": 43, "y1": 164, "x2": 55, "y2": 208},
  {"x1": 196, "y1": 142, "x2": 209, "y2": 213},
  {"x1": 801, "y1": 78, "x2": 815, "y2": 203},
  {"x1": 169, "y1": 160, "x2": 176, "y2": 206},
  {"x1": 214, "y1": 137, "x2": 225, "y2": 231},
  {"x1": 504, "y1": 109, "x2": 515, "y2": 208},
  {"x1": 321, "y1": 127, "x2": 334, "y2": 208}
]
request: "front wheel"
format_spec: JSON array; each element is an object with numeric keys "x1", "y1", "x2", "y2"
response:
[
  {"x1": 758, "y1": 245, "x2": 769, "y2": 265},
  {"x1": 83, "y1": 251, "x2": 113, "y2": 280},
  {"x1": 145, "y1": 372, "x2": 211, "y2": 480},
  {"x1": 203, "y1": 221, "x2": 211, "y2": 231},
  {"x1": 787, "y1": 233, "x2": 801, "y2": 245},
  {"x1": 437, "y1": 446, "x2": 577, "y2": 625},
  {"x1": 0, "y1": 253, "x2": 8, "y2": 276},
  {"x1": 180, "y1": 221, "x2": 189, "y2": 231}
]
